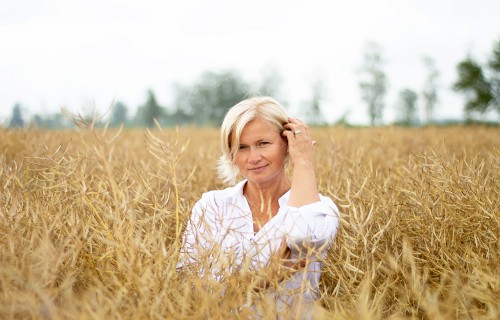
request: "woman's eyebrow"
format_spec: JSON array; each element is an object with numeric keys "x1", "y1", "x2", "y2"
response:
[
  {"x1": 239, "y1": 136, "x2": 274, "y2": 145},
  {"x1": 253, "y1": 138, "x2": 272, "y2": 143},
  {"x1": 239, "y1": 138, "x2": 261, "y2": 144}
]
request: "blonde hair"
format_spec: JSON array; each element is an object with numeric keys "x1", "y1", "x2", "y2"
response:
[{"x1": 217, "y1": 96, "x2": 289, "y2": 185}]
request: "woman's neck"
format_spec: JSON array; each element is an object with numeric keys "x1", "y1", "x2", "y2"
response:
[{"x1": 243, "y1": 176, "x2": 291, "y2": 209}]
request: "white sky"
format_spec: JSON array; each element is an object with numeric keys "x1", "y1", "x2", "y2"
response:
[{"x1": 1, "y1": 0, "x2": 499, "y2": 124}]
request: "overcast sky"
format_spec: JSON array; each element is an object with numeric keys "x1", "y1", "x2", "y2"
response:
[{"x1": 1, "y1": 0, "x2": 499, "y2": 125}]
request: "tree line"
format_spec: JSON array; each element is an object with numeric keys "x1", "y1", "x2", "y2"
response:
[
  {"x1": 6, "y1": 69, "x2": 287, "y2": 129},
  {"x1": 358, "y1": 39, "x2": 499, "y2": 126},
  {"x1": 6, "y1": 39, "x2": 499, "y2": 129}
]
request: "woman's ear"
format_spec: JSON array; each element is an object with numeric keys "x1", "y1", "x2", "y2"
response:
[
  {"x1": 281, "y1": 131, "x2": 288, "y2": 142},
  {"x1": 282, "y1": 136, "x2": 288, "y2": 150}
]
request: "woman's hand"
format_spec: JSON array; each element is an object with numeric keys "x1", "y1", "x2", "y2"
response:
[
  {"x1": 282, "y1": 118, "x2": 320, "y2": 207},
  {"x1": 269, "y1": 238, "x2": 307, "y2": 276},
  {"x1": 282, "y1": 118, "x2": 316, "y2": 167},
  {"x1": 251, "y1": 239, "x2": 307, "y2": 291}
]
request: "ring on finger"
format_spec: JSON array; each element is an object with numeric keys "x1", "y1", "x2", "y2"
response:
[{"x1": 294, "y1": 129, "x2": 302, "y2": 135}]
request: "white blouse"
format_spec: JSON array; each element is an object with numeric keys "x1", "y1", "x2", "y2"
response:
[{"x1": 177, "y1": 179, "x2": 340, "y2": 307}]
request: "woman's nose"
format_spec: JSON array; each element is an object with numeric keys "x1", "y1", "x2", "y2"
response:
[{"x1": 248, "y1": 147, "x2": 262, "y2": 163}]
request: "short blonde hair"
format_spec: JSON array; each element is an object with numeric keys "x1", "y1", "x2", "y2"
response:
[{"x1": 217, "y1": 96, "x2": 289, "y2": 185}]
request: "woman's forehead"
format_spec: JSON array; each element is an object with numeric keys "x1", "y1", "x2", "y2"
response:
[{"x1": 239, "y1": 120, "x2": 280, "y2": 142}]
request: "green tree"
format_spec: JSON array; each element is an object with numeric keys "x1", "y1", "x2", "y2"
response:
[
  {"x1": 8, "y1": 103, "x2": 24, "y2": 128},
  {"x1": 135, "y1": 90, "x2": 164, "y2": 127},
  {"x1": 359, "y1": 42, "x2": 388, "y2": 125},
  {"x1": 396, "y1": 88, "x2": 418, "y2": 126},
  {"x1": 453, "y1": 57, "x2": 493, "y2": 116},
  {"x1": 453, "y1": 40, "x2": 500, "y2": 118},
  {"x1": 110, "y1": 101, "x2": 128, "y2": 127},
  {"x1": 488, "y1": 40, "x2": 500, "y2": 113},
  {"x1": 422, "y1": 56, "x2": 439, "y2": 124},
  {"x1": 174, "y1": 70, "x2": 249, "y2": 126}
]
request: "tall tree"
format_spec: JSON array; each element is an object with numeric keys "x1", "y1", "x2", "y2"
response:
[
  {"x1": 174, "y1": 70, "x2": 249, "y2": 126},
  {"x1": 453, "y1": 57, "x2": 493, "y2": 116},
  {"x1": 135, "y1": 90, "x2": 164, "y2": 127},
  {"x1": 453, "y1": 40, "x2": 500, "y2": 118},
  {"x1": 397, "y1": 88, "x2": 418, "y2": 126},
  {"x1": 422, "y1": 56, "x2": 439, "y2": 124},
  {"x1": 110, "y1": 101, "x2": 128, "y2": 127},
  {"x1": 359, "y1": 42, "x2": 387, "y2": 125},
  {"x1": 8, "y1": 103, "x2": 24, "y2": 128},
  {"x1": 488, "y1": 40, "x2": 500, "y2": 114}
]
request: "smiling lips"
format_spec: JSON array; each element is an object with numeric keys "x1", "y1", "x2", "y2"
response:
[{"x1": 248, "y1": 164, "x2": 268, "y2": 172}]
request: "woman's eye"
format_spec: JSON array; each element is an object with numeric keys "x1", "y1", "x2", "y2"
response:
[
  {"x1": 238, "y1": 145, "x2": 248, "y2": 150},
  {"x1": 259, "y1": 141, "x2": 269, "y2": 146}
]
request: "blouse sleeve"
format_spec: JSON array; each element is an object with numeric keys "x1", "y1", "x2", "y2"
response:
[{"x1": 283, "y1": 195, "x2": 340, "y2": 253}]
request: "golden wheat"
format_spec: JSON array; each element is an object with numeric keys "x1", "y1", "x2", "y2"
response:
[{"x1": 0, "y1": 125, "x2": 499, "y2": 319}]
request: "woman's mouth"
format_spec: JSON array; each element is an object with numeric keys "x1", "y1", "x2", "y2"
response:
[{"x1": 248, "y1": 165, "x2": 267, "y2": 172}]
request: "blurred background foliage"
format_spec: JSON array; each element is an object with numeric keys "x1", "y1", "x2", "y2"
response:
[{"x1": 5, "y1": 39, "x2": 499, "y2": 129}]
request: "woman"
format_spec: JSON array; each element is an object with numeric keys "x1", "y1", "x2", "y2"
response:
[{"x1": 178, "y1": 96, "x2": 339, "y2": 316}]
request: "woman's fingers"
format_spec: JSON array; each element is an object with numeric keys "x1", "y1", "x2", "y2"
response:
[
  {"x1": 288, "y1": 117, "x2": 306, "y2": 126},
  {"x1": 278, "y1": 238, "x2": 290, "y2": 259},
  {"x1": 284, "y1": 118, "x2": 308, "y2": 135},
  {"x1": 284, "y1": 119, "x2": 312, "y2": 145},
  {"x1": 282, "y1": 259, "x2": 307, "y2": 270},
  {"x1": 261, "y1": 239, "x2": 308, "y2": 287},
  {"x1": 283, "y1": 118, "x2": 316, "y2": 166}
]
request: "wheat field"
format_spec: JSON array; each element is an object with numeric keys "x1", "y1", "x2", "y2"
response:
[{"x1": 1, "y1": 125, "x2": 499, "y2": 319}]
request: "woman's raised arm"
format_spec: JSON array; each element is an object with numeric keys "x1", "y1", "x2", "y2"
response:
[{"x1": 283, "y1": 118, "x2": 320, "y2": 207}]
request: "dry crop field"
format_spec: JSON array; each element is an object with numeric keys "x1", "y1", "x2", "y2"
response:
[{"x1": 1, "y1": 125, "x2": 499, "y2": 319}]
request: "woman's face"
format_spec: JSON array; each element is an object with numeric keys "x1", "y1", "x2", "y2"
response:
[{"x1": 234, "y1": 118, "x2": 287, "y2": 186}]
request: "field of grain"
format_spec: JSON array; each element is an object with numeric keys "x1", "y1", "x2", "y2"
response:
[{"x1": 1, "y1": 125, "x2": 499, "y2": 319}]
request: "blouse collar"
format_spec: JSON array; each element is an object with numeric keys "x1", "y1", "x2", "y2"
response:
[{"x1": 230, "y1": 179, "x2": 291, "y2": 207}]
